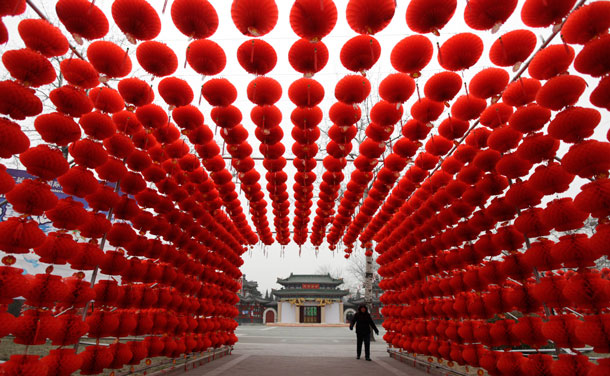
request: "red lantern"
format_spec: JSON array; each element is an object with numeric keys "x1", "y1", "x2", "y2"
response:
[
  {"x1": 56, "y1": 0, "x2": 109, "y2": 41},
  {"x1": 489, "y1": 29, "x2": 537, "y2": 68},
  {"x1": 334, "y1": 75, "x2": 370, "y2": 105},
  {"x1": 247, "y1": 76, "x2": 282, "y2": 106},
  {"x1": 464, "y1": 0, "x2": 517, "y2": 31},
  {"x1": 136, "y1": 41, "x2": 178, "y2": 78},
  {"x1": 469, "y1": 68, "x2": 509, "y2": 99},
  {"x1": 562, "y1": 1, "x2": 610, "y2": 44},
  {"x1": 2, "y1": 48, "x2": 56, "y2": 87},
  {"x1": 536, "y1": 75, "x2": 587, "y2": 111},
  {"x1": 528, "y1": 44, "x2": 575, "y2": 80},
  {"x1": 438, "y1": 33, "x2": 484, "y2": 71},
  {"x1": 2, "y1": 355, "x2": 48, "y2": 376},
  {"x1": 390, "y1": 35, "x2": 433, "y2": 75},
  {"x1": 158, "y1": 77, "x2": 194, "y2": 107},
  {"x1": 288, "y1": 39, "x2": 329, "y2": 76},
  {"x1": 0, "y1": 80, "x2": 43, "y2": 120},
  {"x1": 521, "y1": 0, "x2": 578, "y2": 28},
  {"x1": 231, "y1": 0, "x2": 278, "y2": 37},
  {"x1": 87, "y1": 41, "x2": 132, "y2": 78},
  {"x1": 289, "y1": 0, "x2": 337, "y2": 41},
  {"x1": 502, "y1": 77, "x2": 541, "y2": 107},
  {"x1": 406, "y1": 0, "x2": 456, "y2": 34},
  {"x1": 111, "y1": 0, "x2": 160, "y2": 41},
  {"x1": 562, "y1": 140, "x2": 610, "y2": 179},
  {"x1": 41, "y1": 348, "x2": 83, "y2": 376},
  {"x1": 340, "y1": 35, "x2": 381, "y2": 73},
  {"x1": 236, "y1": 39, "x2": 277, "y2": 75},
  {"x1": 59, "y1": 58, "x2": 99, "y2": 89},
  {"x1": 17, "y1": 18, "x2": 68, "y2": 57},
  {"x1": 171, "y1": 0, "x2": 218, "y2": 39}
]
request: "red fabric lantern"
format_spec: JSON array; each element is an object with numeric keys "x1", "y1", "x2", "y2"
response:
[
  {"x1": 591, "y1": 75, "x2": 610, "y2": 111},
  {"x1": 0, "y1": 266, "x2": 28, "y2": 304},
  {"x1": 0, "y1": 216, "x2": 46, "y2": 254},
  {"x1": 575, "y1": 314, "x2": 610, "y2": 353},
  {"x1": 247, "y1": 76, "x2": 283, "y2": 106},
  {"x1": 451, "y1": 95, "x2": 487, "y2": 121},
  {"x1": 0, "y1": 80, "x2": 43, "y2": 120},
  {"x1": 34, "y1": 112, "x2": 81, "y2": 146},
  {"x1": 56, "y1": 0, "x2": 109, "y2": 41},
  {"x1": 236, "y1": 39, "x2": 277, "y2": 75},
  {"x1": 2, "y1": 48, "x2": 56, "y2": 87},
  {"x1": 542, "y1": 198, "x2": 588, "y2": 232},
  {"x1": 346, "y1": 0, "x2": 395, "y2": 35},
  {"x1": 464, "y1": 0, "x2": 517, "y2": 31},
  {"x1": 469, "y1": 68, "x2": 509, "y2": 99},
  {"x1": 87, "y1": 41, "x2": 132, "y2": 78},
  {"x1": 45, "y1": 197, "x2": 87, "y2": 230},
  {"x1": 117, "y1": 78, "x2": 154, "y2": 107},
  {"x1": 202, "y1": 78, "x2": 237, "y2": 107},
  {"x1": 390, "y1": 35, "x2": 433, "y2": 75},
  {"x1": 574, "y1": 34, "x2": 610, "y2": 77},
  {"x1": 231, "y1": 0, "x2": 278, "y2": 37},
  {"x1": 550, "y1": 354, "x2": 592, "y2": 376},
  {"x1": 0, "y1": 118, "x2": 30, "y2": 158},
  {"x1": 562, "y1": 1, "x2": 610, "y2": 44},
  {"x1": 438, "y1": 33, "x2": 484, "y2": 71},
  {"x1": 0, "y1": 164, "x2": 14, "y2": 194},
  {"x1": 379, "y1": 73, "x2": 415, "y2": 104},
  {"x1": 424, "y1": 71, "x2": 462, "y2": 102},
  {"x1": 158, "y1": 77, "x2": 194, "y2": 107},
  {"x1": 34, "y1": 232, "x2": 78, "y2": 265},
  {"x1": 549, "y1": 107, "x2": 601, "y2": 143},
  {"x1": 489, "y1": 29, "x2": 537, "y2": 67},
  {"x1": 536, "y1": 75, "x2": 587, "y2": 111},
  {"x1": 564, "y1": 271, "x2": 610, "y2": 310},
  {"x1": 0, "y1": 0, "x2": 25, "y2": 16},
  {"x1": 528, "y1": 44, "x2": 575, "y2": 80},
  {"x1": 340, "y1": 35, "x2": 381, "y2": 72},
  {"x1": 2, "y1": 355, "x2": 47, "y2": 376},
  {"x1": 562, "y1": 140, "x2": 610, "y2": 179},
  {"x1": 521, "y1": 0, "x2": 577, "y2": 28},
  {"x1": 50, "y1": 85, "x2": 93, "y2": 117},
  {"x1": 515, "y1": 133, "x2": 559, "y2": 163},
  {"x1": 575, "y1": 179, "x2": 610, "y2": 219},
  {"x1": 136, "y1": 41, "x2": 178, "y2": 77},
  {"x1": 502, "y1": 77, "x2": 541, "y2": 107},
  {"x1": 17, "y1": 19, "x2": 68, "y2": 57},
  {"x1": 41, "y1": 348, "x2": 83, "y2": 376},
  {"x1": 334, "y1": 75, "x2": 369, "y2": 105},
  {"x1": 289, "y1": 0, "x2": 337, "y2": 41},
  {"x1": 185, "y1": 39, "x2": 226, "y2": 76},
  {"x1": 288, "y1": 39, "x2": 329, "y2": 76},
  {"x1": 79, "y1": 345, "x2": 113, "y2": 375},
  {"x1": 371, "y1": 100, "x2": 403, "y2": 126},
  {"x1": 171, "y1": 0, "x2": 218, "y2": 39},
  {"x1": 111, "y1": 0, "x2": 160, "y2": 41},
  {"x1": 24, "y1": 273, "x2": 68, "y2": 308},
  {"x1": 59, "y1": 58, "x2": 99, "y2": 89},
  {"x1": 411, "y1": 98, "x2": 444, "y2": 123},
  {"x1": 406, "y1": 0, "x2": 456, "y2": 34},
  {"x1": 487, "y1": 126, "x2": 522, "y2": 153},
  {"x1": 528, "y1": 162, "x2": 574, "y2": 195}
]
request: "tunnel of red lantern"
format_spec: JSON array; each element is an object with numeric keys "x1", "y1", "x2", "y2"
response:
[{"x1": 1, "y1": 0, "x2": 610, "y2": 375}]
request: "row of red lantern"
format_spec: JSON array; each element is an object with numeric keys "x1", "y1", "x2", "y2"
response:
[{"x1": 289, "y1": 78, "x2": 324, "y2": 244}]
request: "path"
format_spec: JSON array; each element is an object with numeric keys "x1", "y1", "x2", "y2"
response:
[{"x1": 182, "y1": 326, "x2": 428, "y2": 376}]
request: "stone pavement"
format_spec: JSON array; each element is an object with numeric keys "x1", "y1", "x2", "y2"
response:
[{"x1": 182, "y1": 326, "x2": 429, "y2": 375}]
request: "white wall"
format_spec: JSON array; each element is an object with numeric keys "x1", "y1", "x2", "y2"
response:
[
  {"x1": 325, "y1": 302, "x2": 341, "y2": 324},
  {"x1": 279, "y1": 302, "x2": 296, "y2": 323}
]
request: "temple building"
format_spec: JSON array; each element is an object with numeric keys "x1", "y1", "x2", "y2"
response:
[
  {"x1": 271, "y1": 273, "x2": 350, "y2": 324},
  {"x1": 236, "y1": 276, "x2": 275, "y2": 324}
]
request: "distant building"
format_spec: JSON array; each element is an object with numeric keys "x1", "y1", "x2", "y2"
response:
[
  {"x1": 271, "y1": 273, "x2": 350, "y2": 324},
  {"x1": 236, "y1": 276, "x2": 275, "y2": 324}
]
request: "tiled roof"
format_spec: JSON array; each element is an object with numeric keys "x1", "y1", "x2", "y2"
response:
[
  {"x1": 276, "y1": 273, "x2": 344, "y2": 285},
  {"x1": 271, "y1": 288, "x2": 350, "y2": 298}
]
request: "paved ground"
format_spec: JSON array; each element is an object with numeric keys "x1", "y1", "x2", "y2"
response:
[{"x1": 182, "y1": 326, "x2": 428, "y2": 376}]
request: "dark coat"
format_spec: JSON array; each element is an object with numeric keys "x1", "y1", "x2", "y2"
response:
[{"x1": 349, "y1": 305, "x2": 379, "y2": 335}]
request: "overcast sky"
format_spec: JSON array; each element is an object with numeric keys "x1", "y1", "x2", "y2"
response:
[{"x1": 2, "y1": 1, "x2": 608, "y2": 294}]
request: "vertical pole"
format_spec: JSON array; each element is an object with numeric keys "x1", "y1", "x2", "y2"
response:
[{"x1": 364, "y1": 244, "x2": 375, "y2": 341}]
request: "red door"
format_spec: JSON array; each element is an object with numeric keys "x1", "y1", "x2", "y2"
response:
[{"x1": 265, "y1": 310, "x2": 275, "y2": 323}]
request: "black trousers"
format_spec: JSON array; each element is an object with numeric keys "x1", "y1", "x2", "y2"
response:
[{"x1": 356, "y1": 333, "x2": 371, "y2": 359}]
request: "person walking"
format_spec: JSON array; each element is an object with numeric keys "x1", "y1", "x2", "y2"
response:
[{"x1": 349, "y1": 304, "x2": 379, "y2": 360}]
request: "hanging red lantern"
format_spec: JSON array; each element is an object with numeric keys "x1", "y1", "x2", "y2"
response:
[
  {"x1": 117, "y1": 78, "x2": 154, "y2": 107},
  {"x1": 334, "y1": 75, "x2": 370, "y2": 105},
  {"x1": 87, "y1": 41, "x2": 132, "y2": 78},
  {"x1": 450, "y1": 95, "x2": 486, "y2": 121},
  {"x1": 185, "y1": 39, "x2": 226, "y2": 76},
  {"x1": 521, "y1": 0, "x2": 578, "y2": 28},
  {"x1": 328, "y1": 102, "x2": 360, "y2": 126},
  {"x1": 438, "y1": 33, "x2": 483, "y2": 71},
  {"x1": 247, "y1": 76, "x2": 282, "y2": 106},
  {"x1": 2, "y1": 48, "x2": 56, "y2": 87},
  {"x1": 469, "y1": 68, "x2": 509, "y2": 99},
  {"x1": 236, "y1": 39, "x2": 277, "y2": 75},
  {"x1": 136, "y1": 41, "x2": 178, "y2": 77},
  {"x1": 379, "y1": 73, "x2": 415, "y2": 104},
  {"x1": 542, "y1": 198, "x2": 588, "y2": 232},
  {"x1": 424, "y1": 71, "x2": 462, "y2": 102},
  {"x1": 562, "y1": 1, "x2": 610, "y2": 44},
  {"x1": 34, "y1": 112, "x2": 81, "y2": 146},
  {"x1": 111, "y1": 0, "x2": 161, "y2": 41},
  {"x1": 562, "y1": 140, "x2": 610, "y2": 179},
  {"x1": 59, "y1": 58, "x2": 99, "y2": 89},
  {"x1": 171, "y1": 0, "x2": 218, "y2": 39},
  {"x1": 591, "y1": 75, "x2": 610, "y2": 111},
  {"x1": 0, "y1": 80, "x2": 43, "y2": 120},
  {"x1": 231, "y1": 0, "x2": 278, "y2": 37},
  {"x1": 158, "y1": 77, "x2": 194, "y2": 107},
  {"x1": 80, "y1": 111, "x2": 117, "y2": 140},
  {"x1": 50, "y1": 85, "x2": 93, "y2": 117},
  {"x1": 390, "y1": 35, "x2": 433, "y2": 75},
  {"x1": 69, "y1": 139, "x2": 108, "y2": 168},
  {"x1": 464, "y1": 0, "x2": 517, "y2": 31},
  {"x1": 536, "y1": 74, "x2": 587, "y2": 111},
  {"x1": 289, "y1": 0, "x2": 337, "y2": 41},
  {"x1": 24, "y1": 273, "x2": 68, "y2": 308},
  {"x1": 575, "y1": 314, "x2": 610, "y2": 354},
  {"x1": 502, "y1": 78, "x2": 541, "y2": 107},
  {"x1": 345, "y1": 0, "x2": 395, "y2": 35},
  {"x1": 33, "y1": 232, "x2": 78, "y2": 265},
  {"x1": 41, "y1": 348, "x2": 83, "y2": 376},
  {"x1": 0, "y1": 0, "x2": 25, "y2": 16},
  {"x1": 78, "y1": 345, "x2": 113, "y2": 375},
  {"x1": 528, "y1": 44, "x2": 575, "y2": 80},
  {"x1": 17, "y1": 18, "x2": 69, "y2": 57},
  {"x1": 288, "y1": 39, "x2": 329, "y2": 76},
  {"x1": 113, "y1": 110, "x2": 143, "y2": 135},
  {"x1": 574, "y1": 179, "x2": 610, "y2": 219},
  {"x1": 0, "y1": 164, "x2": 14, "y2": 194},
  {"x1": 548, "y1": 107, "x2": 601, "y2": 144},
  {"x1": 78, "y1": 212, "x2": 112, "y2": 239},
  {"x1": 574, "y1": 34, "x2": 610, "y2": 77},
  {"x1": 371, "y1": 100, "x2": 403, "y2": 126},
  {"x1": 56, "y1": 0, "x2": 109, "y2": 41},
  {"x1": 406, "y1": 0, "x2": 456, "y2": 34},
  {"x1": 339, "y1": 35, "x2": 381, "y2": 73},
  {"x1": 515, "y1": 133, "x2": 559, "y2": 163},
  {"x1": 411, "y1": 98, "x2": 444, "y2": 124},
  {"x1": 0, "y1": 117, "x2": 30, "y2": 158},
  {"x1": 2, "y1": 355, "x2": 48, "y2": 376},
  {"x1": 508, "y1": 104, "x2": 551, "y2": 133},
  {"x1": 487, "y1": 125, "x2": 523, "y2": 153},
  {"x1": 19, "y1": 145, "x2": 68, "y2": 181},
  {"x1": 202, "y1": 78, "x2": 237, "y2": 107},
  {"x1": 479, "y1": 103, "x2": 513, "y2": 130},
  {"x1": 489, "y1": 29, "x2": 537, "y2": 68}
]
